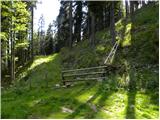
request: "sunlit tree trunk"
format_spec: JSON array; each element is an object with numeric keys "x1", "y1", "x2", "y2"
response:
[
  {"x1": 11, "y1": 0, "x2": 15, "y2": 82},
  {"x1": 31, "y1": 6, "x2": 34, "y2": 60}
]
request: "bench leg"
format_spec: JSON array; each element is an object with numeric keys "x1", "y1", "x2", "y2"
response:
[{"x1": 63, "y1": 81, "x2": 66, "y2": 86}]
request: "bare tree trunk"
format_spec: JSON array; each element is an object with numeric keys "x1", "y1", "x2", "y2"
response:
[
  {"x1": 88, "y1": 7, "x2": 91, "y2": 40},
  {"x1": 130, "y1": 1, "x2": 134, "y2": 16},
  {"x1": 134, "y1": 1, "x2": 139, "y2": 11},
  {"x1": 11, "y1": 1, "x2": 15, "y2": 82},
  {"x1": 142, "y1": 0, "x2": 145, "y2": 6},
  {"x1": 125, "y1": 0, "x2": 129, "y2": 17},
  {"x1": 31, "y1": 6, "x2": 34, "y2": 60},
  {"x1": 69, "y1": 1, "x2": 72, "y2": 48},
  {"x1": 90, "y1": 12, "x2": 95, "y2": 47},
  {"x1": 110, "y1": 2, "x2": 115, "y2": 45},
  {"x1": 103, "y1": 7, "x2": 106, "y2": 29},
  {"x1": 11, "y1": 25, "x2": 15, "y2": 82},
  {"x1": 118, "y1": 3, "x2": 122, "y2": 19}
]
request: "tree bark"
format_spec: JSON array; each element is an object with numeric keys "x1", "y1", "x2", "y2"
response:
[
  {"x1": 90, "y1": 12, "x2": 95, "y2": 47},
  {"x1": 130, "y1": 1, "x2": 134, "y2": 16},
  {"x1": 11, "y1": 24, "x2": 15, "y2": 82},
  {"x1": 69, "y1": 1, "x2": 72, "y2": 48},
  {"x1": 142, "y1": 0, "x2": 145, "y2": 6},
  {"x1": 134, "y1": 1, "x2": 139, "y2": 11},
  {"x1": 88, "y1": 6, "x2": 91, "y2": 40},
  {"x1": 125, "y1": 0, "x2": 129, "y2": 17},
  {"x1": 11, "y1": 0, "x2": 15, "y2": 82},
  {"x1": 31, "y1": 6, "x2": 34, "y2": 60},
  {"x1": 110, "y1": 2, "x2": 115, "y2": 45},
  {"x1": 74, "y1": 1, "x2": 82, "y2": 43}
]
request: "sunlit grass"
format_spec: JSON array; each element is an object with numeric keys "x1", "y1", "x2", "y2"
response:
[{"x1": 29, "y1": 54, "x2": 58, "y2": 70}]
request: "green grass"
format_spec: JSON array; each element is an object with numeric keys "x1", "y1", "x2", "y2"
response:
[
  {"x1": 14, "y1": 53, "x2": 61, "y2": 88},
  {"x1": 1, "y1": 53, "x2": 159, "y2": 119},
  {"x1": 2, "y1": 81, "x2": 159, "y2": 119}
]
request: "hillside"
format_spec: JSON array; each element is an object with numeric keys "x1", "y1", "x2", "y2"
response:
[
  {"x1": 2, "y1": 55, "x2": 158, "y2": 119},
  {"x1": 1, "y1": 3, "x2": 159, "y2": 119}
]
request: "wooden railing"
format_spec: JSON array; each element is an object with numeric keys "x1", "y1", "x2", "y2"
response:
[{"x1": 104, "y1": 40, "x2": 119, "y2": 65}]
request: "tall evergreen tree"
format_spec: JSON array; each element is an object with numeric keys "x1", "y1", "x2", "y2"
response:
[
  {"x1": 110, "y1": 1, "x2": 116, "y2": 44},
  {"x1": 38, "y1": 14, "x2": 45, "y2": 55},
  {"x1": 74, "y1": 1, "x2": 83, "y2": 43}
]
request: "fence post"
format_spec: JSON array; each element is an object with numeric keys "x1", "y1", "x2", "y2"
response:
[
  {"x1": 62, "y1": 72, "x2": 66, "y2": 86},
  {"x1": 103, "y1": 67, "x2": 108, "y2": 80}
]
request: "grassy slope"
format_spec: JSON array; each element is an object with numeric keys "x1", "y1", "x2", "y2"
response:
[
  {"x1": 1, "y1": 3, "x2": 159, "y2": 119},
  {"x1": 2, "y1": 53, "x2": 158, "y2": 119}
]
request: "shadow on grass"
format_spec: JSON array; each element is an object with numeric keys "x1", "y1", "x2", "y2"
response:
[
  {"x1": 125, "y1": 60, "x2": 137, "y2": 119},
  {"x1": 65, "y1": 82, "x2": 114, "y2": 119},
  {"x1": 65, "y1": 86, "x2": 101, "y2": 118},
  {"x1": 126, "y1": 91, "x2": 136, "y2": 119}
]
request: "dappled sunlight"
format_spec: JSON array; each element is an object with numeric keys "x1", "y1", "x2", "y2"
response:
[
  {"x1": 1, "y1": 0, "x2": 159, "y2": 119},
  {"x1": 28, "y1": 99, "x2": 42, "y2": 107},
  {"x1": 75, "y1": 84, "x2": 99, "y2": 103},
  {"x1": 134, "y1": 93, "x2": 159, "y2": 118},
  {"x1": 96, "y1": 92, "x2": 127, "y2": 118},
  {"x1": 115, "y1": 17, "x2": 132, "y2": 47},
  {"x1": 2, "y1": 80, "x2": 159, "y2": 118}
]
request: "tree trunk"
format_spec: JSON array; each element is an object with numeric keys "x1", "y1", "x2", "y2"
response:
[
  {"x1": 125, "y1": 0, "x2": 129, "y2": 17},
  {"x1": 90, "y1": 12, "x2": 95, "y2": 47},
  {"x1": 69, "y1": 1, "x2": 72, "y2": 48},
  {"x1": 142, "y1": 0, "x2": 145, "y2": 6},
  {"x1": 130, "y1": 1, "x2": 134, "y2": 16},
  {"x1": 74, "y1": 1, "x2": 82, "y2": 43},
  {"x1": 103, "y1": 7, "x2": 106, "y2": 29},
  {"x1": 31, "y1": 6, "x2": 34, "y2": 60},
  {"x1": 110, "y1": 2, "x2": 115, "y2": 45},
  {"x1": 118, "y1": 3, "x2": 122, "y2": 18},
  {"x1": 134, "y1": 1, "x2": 139, "y2": 11},
  {"x1": 11, "y1": 1, "x2": 15, "y2": 82},
  {"x1": 11, "y1": 26, "x2": 15, "y2": 82},
  {"x1": 88, "y1": 7, "x2": 91, "y2": 40}
]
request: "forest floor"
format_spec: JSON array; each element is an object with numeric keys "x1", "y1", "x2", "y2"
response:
[{"x1": 1, "y1": 53, "x2": 159, "y2": 119}]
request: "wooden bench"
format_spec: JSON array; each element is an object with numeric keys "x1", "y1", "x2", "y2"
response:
[{"x1": 61, "y1": 65, "x2": 117, "y2": 85}]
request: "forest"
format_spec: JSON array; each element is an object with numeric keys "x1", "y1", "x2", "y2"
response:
[{"x1": 1, "y1": 0, "x2": 159, "y2": 119}]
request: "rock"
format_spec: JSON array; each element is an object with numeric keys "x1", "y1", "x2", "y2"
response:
[
  {"x1": 55, "y1": 84, "x2": 60, "y2": 87},
  {"x1": 130, "y1": 105, "x2": 135, "y2": 109},
  {"x1": 88, "y1": 103, "x2": 97, "y2": 112},
  {"x1": 61, "y1": 107, "x2": 74, "y2": 113}
]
